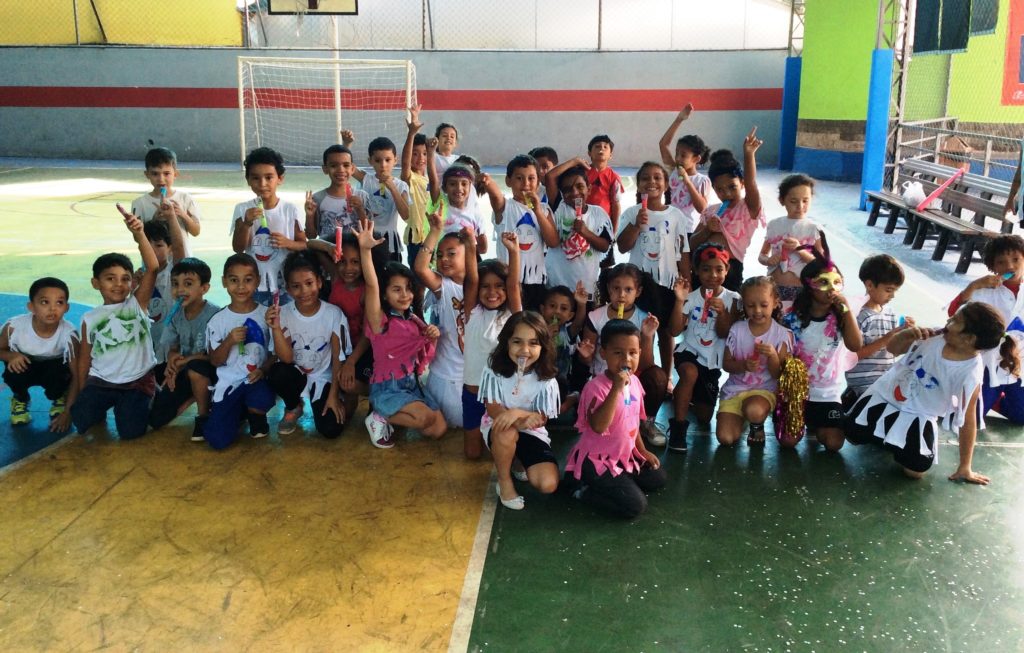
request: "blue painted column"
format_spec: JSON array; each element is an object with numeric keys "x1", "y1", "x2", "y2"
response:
[
  {"x1": 778, "y1": 56, "x2": 802, "y2": 171},
  {"x1": 859, "y1": 48, "x2": 894, "y2": 209}
]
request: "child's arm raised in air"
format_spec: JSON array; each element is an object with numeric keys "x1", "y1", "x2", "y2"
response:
[
  {"x1": 265, "y1": 303, "x2": 292, "y2": 364},
  {"x1": 950, "y1": 385, "x2": 990, "y2": 485},
  {"x1": 163, "y1": 204, "x2": 187, "y2": 263},
  {"x1": 742, "y1": 127, "x2": 763, "y2": 217},
  {"x1": 400, "y1": 104, "x2": 422, "y2": 185},
  {"x1": 668, "y1": 277, "x2": 690, "y2": 337},
  {"x1": 127, "y1": 215, "x2": 158, "y2": 311},
  {"x1": 502, "y1": 232, "x2": 523, "y2": 312},
  {"x1": 530, "y1": 189, "x2": 560, "y2": 248},
  {"x1": 658, "y1": 103, "x2": 693, "y2": 167},
  {"x1": 413, "y1": 211, "x2": 444, "y2": 294},
  {"x1": 355, "y1": 219, "x2": 385, "y2": 334},
  {"x1": 639, "y1": 315, "x2": 659, "y2": 371},
  {"x1": 341, "y1": 130, "x2": 366, "y2": 183},
  {"x1": 426, "y1": 137, "x2": 441, "y2": 204},
  {"x1": 463, "y1": 227, "x2": 480, "y2": 318},
  {"x1": 569, "y1": 282, "x2": 589, "y2": 340},
  {"x1": 543, "y1": 156, "x2": 590, "y2": 210},
  {"x1": 481, "y1": 173, "x2": 506, "y2": 223},
  {"x1": 587, "y1": 367, "x2": 629, "y2": 433}
]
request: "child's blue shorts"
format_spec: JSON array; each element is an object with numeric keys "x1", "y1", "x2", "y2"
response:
[{"x1": 369, "y1": 374, "x2": 438, "y2": 418}]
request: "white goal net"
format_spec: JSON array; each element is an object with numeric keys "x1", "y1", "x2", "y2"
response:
[{"x1": 238, "y1": 57, "x2": 417, "y2": 166}]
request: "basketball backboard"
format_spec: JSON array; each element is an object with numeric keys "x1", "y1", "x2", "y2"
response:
[{"x1": 267, "y1": 0, "x2": 357, "y2": 15}]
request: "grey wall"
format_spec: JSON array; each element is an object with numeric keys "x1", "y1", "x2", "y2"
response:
[{"x1": 0, "y1": 47, "x2": 786, "y2": 167}]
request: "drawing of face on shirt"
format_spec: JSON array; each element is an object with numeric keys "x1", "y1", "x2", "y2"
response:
[
  {"x1": 240, "y1": 317, "x2": 267, "y2": 374},
  {"x1": 290, "y1": 331, "x2": 330, "y2": 374},
  {"x1": 638, "y1": 223, "x2": 665, "y2": 261},
  {"x1": 892, "y1": 350, "x2": 940, "y2": 402},
  {"x1": 252, "y1": 225, "x2": 274, "y2": 262},
  {"x1": 149, "y1": 286, "x2": 166, "y2": 323},
  {"x1": 516, "y1": 213, "x2": 538, "y2": 252},
  {"x1": 688, "y1": 304, "x2": 716, "y2": 347},
  {"x1": 366, "y1": 189, "x2": 392, "y2": 223}
]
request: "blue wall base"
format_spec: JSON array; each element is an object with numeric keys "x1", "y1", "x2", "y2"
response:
[{"x1": 793, "y1": 147, "x2": 864, "y2": 183}]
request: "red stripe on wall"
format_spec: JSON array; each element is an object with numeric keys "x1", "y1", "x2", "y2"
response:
[{"x1": 0, "y1": 86, "x2": 782, "y2": 111}]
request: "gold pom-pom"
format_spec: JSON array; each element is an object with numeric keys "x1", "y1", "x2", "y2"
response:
[{"x1": 775, "y1": 356, "x2": 809, "y2": 446}]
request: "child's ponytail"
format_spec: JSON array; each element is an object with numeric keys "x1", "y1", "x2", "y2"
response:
[{"x1": 998, "y1": 335, "x2": 1021, "y2": 378}]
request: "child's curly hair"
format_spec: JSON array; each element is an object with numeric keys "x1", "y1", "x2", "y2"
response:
[{"x1": 596, "y1": 263, "x2": 662, "y2": 317}]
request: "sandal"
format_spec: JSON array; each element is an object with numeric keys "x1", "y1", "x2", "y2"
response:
[
  {"x1": 496, "y1": 482, "x2": 525, "y2": 510},
  {"x1": 746, "y1": 423, "x2": 766, "y2": 447}
]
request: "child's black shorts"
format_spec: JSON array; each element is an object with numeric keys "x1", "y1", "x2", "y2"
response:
[
  {"x1": 805, "y1": 400, "x2": 844, "y2": 429},
  {"x1": 673, "y1": 350, "x2": 721, "y2": 406}
]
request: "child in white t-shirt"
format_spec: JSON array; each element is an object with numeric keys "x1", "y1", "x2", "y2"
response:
[
  {"x1": 203, "y1": 253, "x2": 283, "y2": 449},
  {"x1": 304, "y1": 144, "x2": 369, "y2": 252},
  {"x1": 70, "y1": 213, "x2": 160, "y2": 441},
  {"x1": 544, "y1": 164, "x2": 613, "y2": 297},
  {"x1": 758, "y1": 174, "x2": 823, "y2": 308},
  {"x1": 346, "y1": 135, "x2": 412, "y2": 262},
  {"x1": 131, "y1": 147, "x2": 201, "y2": 257},
  {"x1": 266, "y1": 252, "x2": 349, "y2": 439},
  {"x1": 658, "y1": 104, "x2": 712, "y2": 233},
  {"x1": 1, "y1": 277, "x2": 79, "y2": 431},
  {"x1": 231, "y1": 147, "x2": 307, "y2": 306},
  {"x1": 426, "y1": 137, "x2": 488, "y2": 252},
  {"x1": 667, "y1": 243, "x2": 740, "y2": 452},
  {"x1": 482, "y1": 154, "x2": 559, "y2": 311}
]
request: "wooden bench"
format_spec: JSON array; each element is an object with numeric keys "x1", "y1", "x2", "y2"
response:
[{"x1": 864, "y1": 159, "x2": 1014, "y2": 273}]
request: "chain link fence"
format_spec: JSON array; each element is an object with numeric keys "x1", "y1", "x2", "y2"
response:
[
  {"x1": 897, "y1": 0, "x2": 1022, "y2": 183},
  {"x1": 2, "y1": 0, "x2": 791, "y2": 51}
]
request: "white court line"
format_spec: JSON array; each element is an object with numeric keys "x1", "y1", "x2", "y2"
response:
[
  {"x1": 0, "y1": 167, "x2": 32, "y2": 175},
  {"x1": 941, "y1": 439, "x2": 1024, "y2": 449},
  {"x1": 0, "y1": 433, "x2": 78, "y2": 479},
  {"x1": 448, "y1": 472, "x2": 498, "y2": 653}
]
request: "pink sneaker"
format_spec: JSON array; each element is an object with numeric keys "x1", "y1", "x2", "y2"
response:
[{"x1": 365, "y1": 411, "x2": 395, "y2": 448}]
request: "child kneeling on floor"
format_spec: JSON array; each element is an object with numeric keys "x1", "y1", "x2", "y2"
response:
[{"x1": 563, "y1": 319, "x2": 666, "y2": 519}]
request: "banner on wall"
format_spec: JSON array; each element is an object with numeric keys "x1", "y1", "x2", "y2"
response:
[{"x1": 1005, "y1": 0, "x2": 1024, "y2": 105}]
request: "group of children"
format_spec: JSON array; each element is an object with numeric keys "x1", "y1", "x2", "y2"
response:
[{"x1": 3, "y1": 103, "x2": 1023, "y2": 520}]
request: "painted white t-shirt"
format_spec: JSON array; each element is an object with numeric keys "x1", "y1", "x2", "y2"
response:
[
  {"x1": 463, "y1": 305, "x2": 513, "y2": 387},
  {"x1": 230, "y1": 198, "x2": 303, "y2": 293},
  {"x1": 443, "y1": 201, "x2": 485, "y2": 237},
  {"x1": 545, "y1": 202, "x2": 613, "y2": 295},
  {"x1": 361, "y1": 175, "x2": 411, "y2": 258},
  {"x1": 82, "y1": 295, "x2": 156, "y2": 384},
  {"x1": 478, "y1": 367, "x2": 560, "y2": 445},
  {"x1": 964, "y1": 287, "x2": 1024, "y2": 387},
  {"x1": 618, "y1": 203, "x2": 690, "y2": 289},
  {"x1": 782, "y1": 311, "x2": 848, "y2": 403},
  {"x1": 132, "y1": 190, "x2": 201, "y2": 257},
  {"x1": 719, "y1": 320, "x2": 794, "y2": 399},
  {"x1": 279, "y1": 301, "x2": 349, "y2": 402},
  {"x1": 425, "y1": 276, "x2": 466, "y2": 382},
  {"x1": 496, "y1": 198, "x2": 550, "y2": 285},
  {"x1": 677, "y1": 287, "x2": 741, "y2": 369},
  {"x1": 667, "y1": 170, "x2": 711, "y2": 234},
  {"x1": 206, "y1": 305, "x2": 272, "y2": 402},
  {"x1": 763, "y1": 217, "x2": 820, "y2": 276},
  {"x1": 3, "y1": 313, "x2": 77, "y2": 362}
]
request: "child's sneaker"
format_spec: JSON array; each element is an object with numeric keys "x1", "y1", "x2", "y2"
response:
[
  {"x1": 10, "y1": 397, "x2": 30, "y2": 426},
  {"x1": 278, "y1": 401, "x2": 303, "y2": 435},
  {"x1": 668, "y1": 418, "x2": 689, "y2": 452},
  {"x1": 191, "y1": 416, "x2": 208, "y2": 442},
  {"x1": 639, "y1": 418, "x2": 666, "y2": 447},
  {"x1": 249, "y1": 413, "x2": 270, "y2": 439},
  {"x1": 48, "y1": 394, "x2": 67, "y2": 419},
  {"x1": 365, "y1": 411, "x2": 395, "y2": 448}
]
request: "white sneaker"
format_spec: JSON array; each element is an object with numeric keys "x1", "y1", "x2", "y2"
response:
[
  {"x1": 640, "y1": 418, "x2": 667, "y2": 447},
  {"x1": 365, "y1": 411, "x2": 395, "y2": 448}
]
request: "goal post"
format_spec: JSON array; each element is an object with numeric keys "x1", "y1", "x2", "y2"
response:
[{"x1": 238, "y1": 57, "x2": 417, "y2": 166}]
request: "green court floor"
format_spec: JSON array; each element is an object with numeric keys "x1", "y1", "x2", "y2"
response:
[{"x1": 1, "y1": 161, "x2": 1022, "y2": 652}]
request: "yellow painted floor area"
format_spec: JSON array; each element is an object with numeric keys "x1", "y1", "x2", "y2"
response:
[{"x1": 0, "y1": 418, "x2": 492, "y2": 651}]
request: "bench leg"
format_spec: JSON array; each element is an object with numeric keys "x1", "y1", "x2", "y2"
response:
[
  {"x1": 912, "y1": 221, "x2": 930, "y2": 249},
  {"x1": 883, "y1": 206, "x2": 901, "y2": 234},
  {"x1": 956, "y1": 239, "x2": 975, "y2": 274},
  {"x1": 902, "y1": 211, "x2": 918, "y2": 245},
  {"x1": 867, "y1": 200, "x2": 882, "y2": 227},
  {"x1": 932, "y1": 230, "x2": 951, "y2": 260}
]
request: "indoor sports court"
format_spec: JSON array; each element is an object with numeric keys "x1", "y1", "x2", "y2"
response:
[{"x1": 1, "y1": 1, "x2": 1022, "y2": 651}]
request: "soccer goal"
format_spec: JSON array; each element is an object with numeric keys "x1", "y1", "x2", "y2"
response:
[{"x1": 238, "y1": 57, "x2": 417, "y2": 166}]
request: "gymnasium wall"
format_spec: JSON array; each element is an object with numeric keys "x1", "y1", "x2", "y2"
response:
[
  {"x1": 0, "y1": 1, "x2": 241, "y2": 47},
  {"x1": 0, "y1": 47, "x2": 786, "y2": 167}
]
